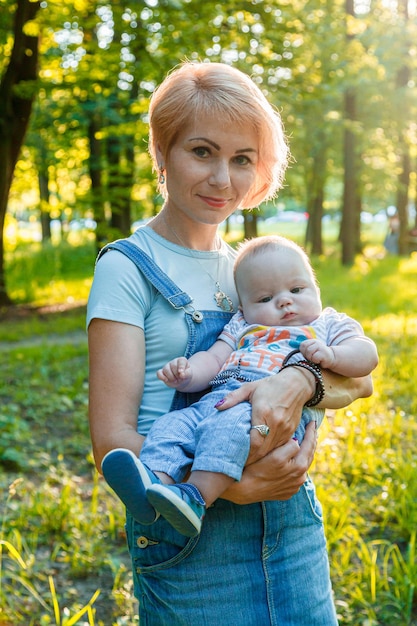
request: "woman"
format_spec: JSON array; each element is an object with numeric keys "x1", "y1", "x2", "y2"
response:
[{"x1": 87, "y1": 62, "x2": 372, "y2": 625}]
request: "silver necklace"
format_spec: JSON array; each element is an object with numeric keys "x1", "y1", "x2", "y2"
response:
[{"x1": 162, "y1": 213, "x2": 235, "y2": 313}]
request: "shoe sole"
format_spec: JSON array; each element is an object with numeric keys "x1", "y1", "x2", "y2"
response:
[
  {"x1": 101, "y1": 448, "x2": 159, "y2": 524},
  {"x1": 147, "y1": 485, "x2": 202, "y2": 537}
]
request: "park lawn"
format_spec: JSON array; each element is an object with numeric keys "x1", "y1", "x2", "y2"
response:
[{"x1": 0, "y1": 238, "x2": 416, "y2": 625}]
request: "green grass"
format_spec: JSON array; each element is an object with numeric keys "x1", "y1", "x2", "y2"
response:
[
  {"x1": 0, "y1": 234, "x2": 416, "y2": 625},
  {"x1": 1, "y1": 238, "x2": 93, "y2": 342}
]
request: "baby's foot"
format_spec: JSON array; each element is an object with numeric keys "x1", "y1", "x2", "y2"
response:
[
  {"x1": 101, "y1": 449, "x2": 160, "y2": 524},
  {"x1": 147, "y1": 483, "x2": 206, "y2": 537}
]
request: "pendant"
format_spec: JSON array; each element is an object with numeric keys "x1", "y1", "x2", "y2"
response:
[{"x1": 214, "y1": 284, "x2": 234, "y2": 312}]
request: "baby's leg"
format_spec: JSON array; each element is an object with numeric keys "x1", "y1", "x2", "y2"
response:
[
  {"x1": 146, "y1": 470, "x2": 235, "y2": 538},
  {"x1": 101, "y1": 448, "x2": 173, "y2": 525},
  {"x1": 154, "y1": 470, "x2": 174, "y2": 484},
  {"x1": 188, "y1": 470, "x2": 234, "y2": 507}
]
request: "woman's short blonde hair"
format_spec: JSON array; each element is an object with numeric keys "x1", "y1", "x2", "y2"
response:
[{"x1": 148, "y1": 62, "x2": 289, "y2": 209}]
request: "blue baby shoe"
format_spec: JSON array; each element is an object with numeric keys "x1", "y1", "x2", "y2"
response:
[
  {"x1": 101, "y1": 448, "x2": 160, "y2": 524},
  {"x1": 147, "y1": 483, "x2": 206, "y2": 537}
]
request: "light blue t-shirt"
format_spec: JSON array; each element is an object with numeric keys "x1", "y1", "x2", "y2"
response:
[{"x1": 87, "y1": 226, "x2": 238, "y2": 434}]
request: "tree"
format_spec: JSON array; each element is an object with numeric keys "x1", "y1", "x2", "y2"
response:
[
  {"x1": 273, "y1": 1, "x2": 346, "y2": 255},
  {"x1": 340, "y1": 0, "x2": 360, "y2": 265},
  {"x1": 2, "y1": 0, "x2": 417, "y2": 298},
  {"x1": 0, "y1": 0, "x2": 41, "y2": 305},
  {"x1": 394, "y1": 0, "x2": 413, "y2": 255}
]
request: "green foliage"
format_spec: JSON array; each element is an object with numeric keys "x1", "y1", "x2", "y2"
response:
[
  {"x1": 5, "y1": 0, "x2": 417, "y2": 237},
  {"x1": 0, "y1": 241, "x2": 416, "y2": 624},
  {"x1": 0, "y1": 411, "x2": 31, "y2": 470},
  {"x1": 5, "y1": 238, "x2": 96, "y2": 307},
  {"x1": 0, "y1": 342, "x2": 136, "y2": 624}
]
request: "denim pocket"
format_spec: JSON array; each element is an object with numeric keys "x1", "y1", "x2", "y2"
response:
[
  {"x1": 301, "y1": 476, "x2": 324, "y2": 524},
  {"x1": 126, "y1": 513, "x2": 199, "y2": 573}
]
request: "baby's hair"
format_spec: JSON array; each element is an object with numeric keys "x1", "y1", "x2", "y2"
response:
[{"x1": 234, "y1": 235, "x2": 318, "y2": 288}]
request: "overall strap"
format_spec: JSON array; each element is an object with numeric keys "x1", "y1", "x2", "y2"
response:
[
  {"x1": 97, "y1": 239, "x2": 203, "y2": 321},
  {"x1": 97, "y1": 238, "x2": 231, "y2": 411}
]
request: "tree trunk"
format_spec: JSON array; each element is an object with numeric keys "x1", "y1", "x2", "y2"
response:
[
  {"x1": 243, "y1": 210, "x2": 258, "y2": 239},
  {"x1": 0, "y1": 0, "x2": 40, "y2": 306},
  {"x1": 39, "y1": 169, "x2": 52, "y2": 241},
  {"x1": 397, "y1": 151, "x2": 411, "y2": 255},
  {"x1": 87, "y1": 111, "x2": 108, "y2": 250},
  {"x1": 307, "y1": 187, "x2": 324, "y2": 256},
  {"x1": 38, "y1": 136, "x2": 51, "y2": 241},
  {"x1": 395, "y1": 0, "x2": 411, "y2": 256},
  {"x1": 340, "y1": 89, "x2": 358, "y2": 265},
  {"x1": 108, "y1": 134, "x2": 133, "y2": 238},
  {"x1": 340, "y1": 0, "x2": 358, "y2": 266},
  {"x1": 305, "y1": 141, "x2": 327, "y2": 255}
]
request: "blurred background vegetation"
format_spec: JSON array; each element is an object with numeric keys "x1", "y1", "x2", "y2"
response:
[
  {"x1": 1, "y1": 0, "x2": 417, "y2": 307},
  {"x1": 1, "y1": 2, "x2": 416, "y2": 624},
  {"x1": 1, "y1": 236, "x2": 416, "y2": 625}
]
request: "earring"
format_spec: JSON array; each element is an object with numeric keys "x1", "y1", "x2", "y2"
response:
[{"x1": 158, "y1": 166, "x2": 165, "y2": 185}]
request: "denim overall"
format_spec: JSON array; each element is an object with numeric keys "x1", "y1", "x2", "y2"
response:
[{"x1": 101, "y1": 240, "x2": 338, "y2": 626}]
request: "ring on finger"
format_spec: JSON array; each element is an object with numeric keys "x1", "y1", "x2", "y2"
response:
[{"x1": 250, "y1": 424, "x2": 270, "y2": 437}]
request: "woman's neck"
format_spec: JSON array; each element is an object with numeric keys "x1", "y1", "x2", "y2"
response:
[{"x1": 149, "y1": 209, "x2": 221, "y2": 252}]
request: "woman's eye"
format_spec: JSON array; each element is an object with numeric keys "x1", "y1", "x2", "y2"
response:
[
  {"x1": 193, "y1": 146, "x2": 210, "y2": 158},
  {"x1": 234, "y1": 155, "x2": 251, "y2": 166}
]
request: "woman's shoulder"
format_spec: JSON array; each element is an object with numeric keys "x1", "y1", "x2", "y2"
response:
[
  {"x1": 129, "y1": 226, "x2": 175, "y2": 254},
  {"x1": 98, "y1": 227, "x2": 188, "y2": 274}
]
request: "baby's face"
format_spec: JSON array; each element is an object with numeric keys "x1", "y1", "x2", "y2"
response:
[{"x1": 237, "y1": 248, "x2": 322, "y2": 327}]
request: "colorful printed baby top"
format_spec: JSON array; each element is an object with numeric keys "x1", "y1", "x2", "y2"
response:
[{"x1": 217, "y1": 306, "x2": 366, "y2": 378}]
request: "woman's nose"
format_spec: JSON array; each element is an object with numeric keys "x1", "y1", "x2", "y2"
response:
[{"x1": 209, "y1": 161, "x2": 231, "y2": 188}]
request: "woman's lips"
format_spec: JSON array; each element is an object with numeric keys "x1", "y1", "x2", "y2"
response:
[{"x1": 198, "y1": 195, "x2": 230, "y2": 208}]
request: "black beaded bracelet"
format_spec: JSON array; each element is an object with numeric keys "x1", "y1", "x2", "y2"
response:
[{"x1": 281, "y1": 359, "x2": 325, "y2": 407}]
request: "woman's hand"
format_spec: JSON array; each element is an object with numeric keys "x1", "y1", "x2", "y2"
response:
[
  {"x1": 217, "y1": 366, "x2": 373, "y2": 464},
  {"x1": 217, "y1": 364, "x2": 373, "y2": 503},
  {"x1": 317, "y1": 370, "x2": 373, "y2": 409},
  {"x1": 222, "y1": 421, "x2": 317, "y2": 504},
  {"x1": 217, "y1": 366, "x2": 315, "y2": 463}
]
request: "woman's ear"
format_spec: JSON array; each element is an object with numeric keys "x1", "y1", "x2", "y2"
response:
[{"x1": 155, "y1": 142, "x2": 164, "y2": 165}]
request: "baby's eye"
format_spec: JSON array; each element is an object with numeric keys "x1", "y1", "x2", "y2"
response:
[
  {"x1": 291, "y1": 287, "x2": 303, "y2": 294},
  {"x1": 259, "y1": 296, "x2": 272, "y2": 303}
]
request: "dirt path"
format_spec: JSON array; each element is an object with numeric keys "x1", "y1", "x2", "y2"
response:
[
  {"x1": 0, "y1": 330, "x2": 87, "y2": 351},
  {"x1": 0, "y1": 302, "x2": 87, "y2": 351}
]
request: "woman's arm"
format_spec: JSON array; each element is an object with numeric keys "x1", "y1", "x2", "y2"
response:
[
  {"x1": 223, "y1": 421, "x2": 317, "y2": 503},
  {"x1": 217, "y1": 366, "x2": 373, "y2": 446},
  {"x1": 318, "y1": 369, "x2": 373, "y2": 408},
  {"x1": 88, "y1": 319, "x2": 146, "y2": 471},
  {"x1": 221, "y1": 367, "x2": 316, "y2": 503},
  {"x1": 217, "y1": 366, "x2": 373, "y2": 503},
  {"x1": 217, "y1": 366, "x2": 315, "y2": 452}
]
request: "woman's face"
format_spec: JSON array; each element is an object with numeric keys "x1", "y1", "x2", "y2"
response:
[{"x1": 159, "y1": 115, "x2": 259, "y2": 226}]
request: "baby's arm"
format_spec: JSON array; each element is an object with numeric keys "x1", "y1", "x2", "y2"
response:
[
  {"x1": 299, "y1": 337, "x2": 378, "y2": 377},
  {"x1": 157, "y1": 339, "x2": 233, "y2": 392}
]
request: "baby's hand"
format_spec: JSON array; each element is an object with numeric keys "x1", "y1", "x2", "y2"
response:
[
  {"x1": 299, "y1": 339, "x2": 336, "y2": 369},
  {"x1": 157, "y1": 357, "x2": 192, "y2": 388}
]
